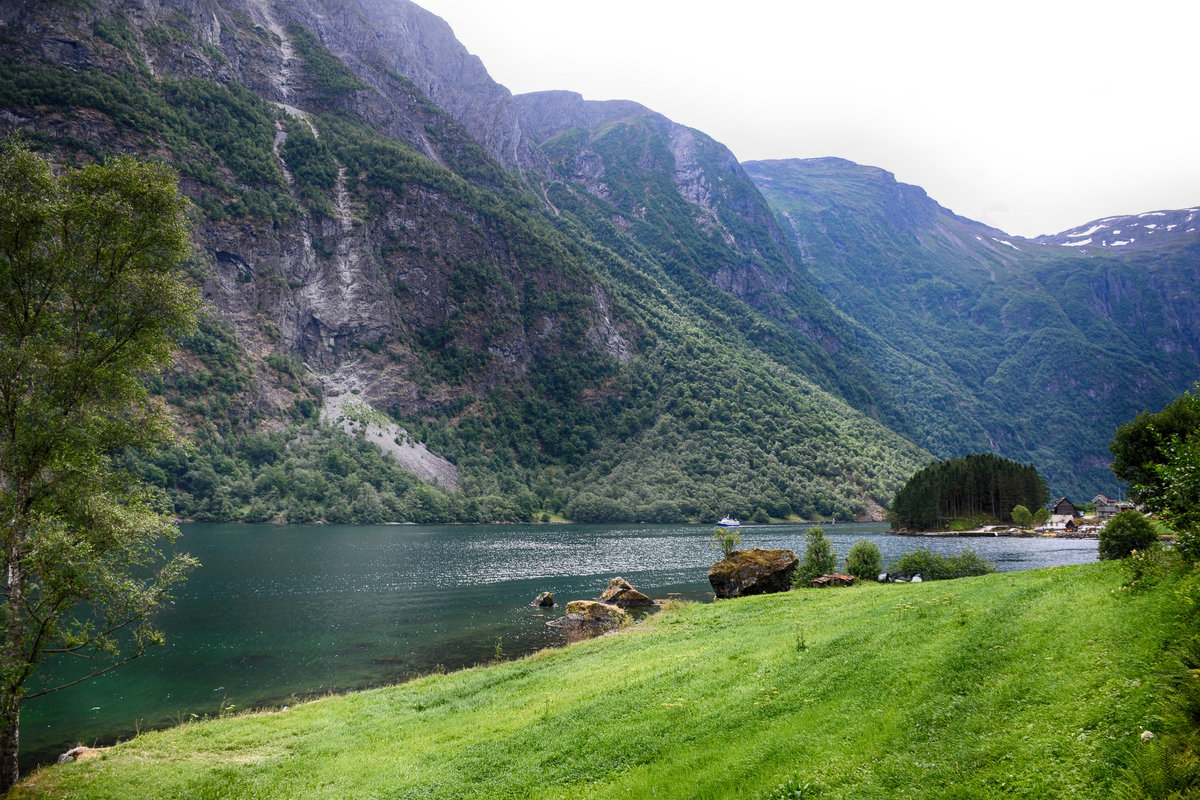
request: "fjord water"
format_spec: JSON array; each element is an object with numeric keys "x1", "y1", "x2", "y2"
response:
[{"x1": 25, "y1": 523, "x2": 1097, "y2": 767}]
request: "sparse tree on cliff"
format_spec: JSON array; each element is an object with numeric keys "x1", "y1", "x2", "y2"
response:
[{"x1": 0, "y1": 140, "x2": 198, "y2": 792}]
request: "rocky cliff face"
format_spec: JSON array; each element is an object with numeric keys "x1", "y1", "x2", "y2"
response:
[
  {"x1": 514, "y1": 90, "x2": 797, "y2": 305},
  {"x1": 0, "y1": 0, "x2": 634, "y2": 431}
]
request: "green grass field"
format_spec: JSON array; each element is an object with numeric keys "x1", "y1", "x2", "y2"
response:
[{"x1": 16, "y1": 561, "x2": 1195, "y2": 799}]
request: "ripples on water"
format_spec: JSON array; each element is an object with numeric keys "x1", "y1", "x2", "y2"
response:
[{"x1": 25, "y1": 522, "x2": 1096, "y2": 768}]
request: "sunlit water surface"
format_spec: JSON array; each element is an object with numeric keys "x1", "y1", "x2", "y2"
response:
[{"x1": 26, "y1": 522, "x2": 1097, "y2": 767}]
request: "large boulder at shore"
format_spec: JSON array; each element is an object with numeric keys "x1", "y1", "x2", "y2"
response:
[
  {"x1": 708, "y1": 548, "x2": 798, "y2": 599},
  {"x1": 597, "y1": 577, "x2": 654, "y2": 607},
  {"x1": 547, "y1": 600, "x2": 631, "y2": 635}
]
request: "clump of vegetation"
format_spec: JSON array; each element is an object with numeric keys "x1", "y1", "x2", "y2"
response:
[
  {"x1": 1110, "y1": 384, "x2": 1200, "y2": 561},
  {"x1": 889, "y1": 547, "x2": 996, "y2": 580},
  {"x1": 845, "y1": 539, "x2": 882, "y2": 580},
  {"x1": 711, "y1": 525, "x2": 743, "y2": 558},
  {"x1": 1122, "y1": 543, "x2": 1178, "y2": 591},
  {"x1": 794, "y1": 527, "x2": 838, "y2": 586},
  {"x1": 1099, "y1": 510, "x2": 1158, "y2": 561},
  {"x1": 1011, "y1": 504, "x2": 1033, "y2": 529}
]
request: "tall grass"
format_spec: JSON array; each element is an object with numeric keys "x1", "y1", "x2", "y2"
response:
[{"x1": 17, "y1": 562, "x2": 1193, "y2": 799}]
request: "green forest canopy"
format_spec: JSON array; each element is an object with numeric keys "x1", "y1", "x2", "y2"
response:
[{"x1": 888, "y1": 453, "x2": 1050, "y2": 531}]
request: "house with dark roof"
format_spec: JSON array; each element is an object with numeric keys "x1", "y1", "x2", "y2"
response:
[{"x1": 1052, "y1": 498, "x2": 1079, "y2": 517}]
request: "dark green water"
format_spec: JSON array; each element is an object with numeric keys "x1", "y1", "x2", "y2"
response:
[{"x1": 25, "y1": 522, "x2": 1096, "y2": 767}]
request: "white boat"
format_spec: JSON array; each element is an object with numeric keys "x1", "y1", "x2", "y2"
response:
[{"x1": 717, "y1": 516, "x2": 740, "y2": 527}]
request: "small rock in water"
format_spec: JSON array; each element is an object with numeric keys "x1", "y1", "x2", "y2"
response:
[
  {"x1": 531, "y1": 591, "x2": 555, "y2": 608},
  {"x1": 597, "y1": 577, "x2": 654, "y2": 607}
]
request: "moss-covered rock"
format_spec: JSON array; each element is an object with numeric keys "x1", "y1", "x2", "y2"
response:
[
  {"x1": 548, "y1": 600, "x2": 631, "y2": 638},
  {"x1": 708, "y1": 548, "x2": 798, "y2": 599}
]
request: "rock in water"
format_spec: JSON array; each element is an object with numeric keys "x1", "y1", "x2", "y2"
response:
[
  {"x1": 531, "y1": 591, "x2": 555, "y2": 607},
  {"x1": 708, "y1": 548, "x2": 798, "y2": 599},
  {"x1": 597, "y1": 577, "x2": 654, "y2": 607}
]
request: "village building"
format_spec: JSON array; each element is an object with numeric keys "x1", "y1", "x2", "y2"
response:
[
  {"x1": 1052, "y1": 498, "x2": 1079, "y2": 517},
  {"x1": 1092, "y1": 494, "x2": 1136, "y2": 518},
  {"x1": 1048, "y1": 514, "x2": 1078, "y2": 531}
]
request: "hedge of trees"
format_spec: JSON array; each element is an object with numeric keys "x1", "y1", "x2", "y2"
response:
[{"x1": 889, "y1": 453, "x2": 1049, "y2": 531}]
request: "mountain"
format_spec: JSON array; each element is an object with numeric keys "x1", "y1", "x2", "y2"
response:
[
  {"x1": 3, "y1": 0, "x2": 1194, "y2": 518},
  {"x1": 0, "y1": 0, "x2": 930, "y2": 523},
  {"x1": 1036, "y1": 207, "x2": 1200, "y2": 250},
  {"x1": 745, "y1": 157, "x2": 1200, "y2": 497}
]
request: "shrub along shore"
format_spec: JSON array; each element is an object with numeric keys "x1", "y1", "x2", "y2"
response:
[{"x1": 16, "y1": 561, "x2": 1198, "y2": 799}]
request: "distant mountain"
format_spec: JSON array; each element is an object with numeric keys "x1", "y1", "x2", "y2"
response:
[
  {"x1": 746, "y1": 157, "x2": 1200, "y2": 498},
  {"x1": 0, "y1": 0, "x2": 930, "y2": 523},
  {"x1": 1036, "y1": 207, "x2": 1200, "y2": 250}
]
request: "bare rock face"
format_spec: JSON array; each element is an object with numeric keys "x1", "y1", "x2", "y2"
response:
[
  {"x1": 708, "y1": 549, "x2": 798, "y2": 599},
  {"x1": 597, "y1": 577, "x2": 653, "y2": 608}
]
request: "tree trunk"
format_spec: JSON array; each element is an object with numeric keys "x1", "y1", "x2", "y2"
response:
[
  {"x1": 1, "y1": 510, "x2": 27, "y2": 795},
  {"x1": 0, "y1": 691, "x2": 19, "y2": 795}
]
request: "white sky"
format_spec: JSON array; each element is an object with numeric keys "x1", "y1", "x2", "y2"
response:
[{"x1": 411, "y1": 0, "x2": 1199, "y2": 237}]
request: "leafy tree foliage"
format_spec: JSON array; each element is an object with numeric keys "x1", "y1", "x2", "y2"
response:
[
  {"x1": 1109, "y1": 386, "x2": 1200, "y2": 559},
  {"x1": 845, "y1": 539, "x2": 883, "y2": 580},
  {"x1": 1110, "y1": 387, "x2": 1200, "y2": 508},
  {"x1": 711, "y1": 526, "x2": 743, "y2": 558},
  {"x1": 1011, "y1": 505, "x2": 1033, "y2": 529},
  {"x1": 795, "y1": 528, "x2": 838, "y2": 586},
  {"x1": 889, "y1": 454, "x2": 1049, "y2": 531},
  {"x1": 1098, "y1": 510, "x2": 1158, "y2": 561},
  {"x1": 0, "y1": 141, "x2": 198, "y2": 792}
]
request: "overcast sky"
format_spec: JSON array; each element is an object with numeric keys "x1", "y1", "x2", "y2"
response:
[{"x1": 412, "y1": 0, "x2": 1199, "y2": 237}]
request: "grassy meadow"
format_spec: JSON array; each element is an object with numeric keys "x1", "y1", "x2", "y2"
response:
[{"x1": 16, "y1": 561, "x2": 1196, "y2": 799}]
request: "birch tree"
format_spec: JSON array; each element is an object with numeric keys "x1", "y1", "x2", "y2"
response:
[{"x1": 0, "y1": 140, "x2": 198, "y2": 792}]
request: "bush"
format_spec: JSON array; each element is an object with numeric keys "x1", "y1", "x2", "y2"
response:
[
  {"x1": 845, "y1": 539, "x2": 883, "y2": 580},
  {"x1": 1122, "y1": 543, "x2": 1179, "y2": 591},
  {"x1": 1099, "y1": 510, "x2": 1158, "y2": 560},
  {"x1": 794, "y1": 527, "x2": 838, "y2": 587},
  {"x1": 889, "y1": 547, "x2": 996, "y2": 580}
]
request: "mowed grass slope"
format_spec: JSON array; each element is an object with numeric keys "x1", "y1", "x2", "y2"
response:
[{"x1": 17, "y1": 562, "x2": 1185, "y2": 799}]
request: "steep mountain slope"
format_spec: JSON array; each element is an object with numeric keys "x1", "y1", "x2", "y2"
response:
[
  {"x1": 0, "y1": 0, "x2": 929, "y2": 522},
  {"x1": 511, "y1": 93, "x2": 920, "y2": 435},
  {"x1": 746, "y1": 157, "x2": 1200, "y2": 497}
]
